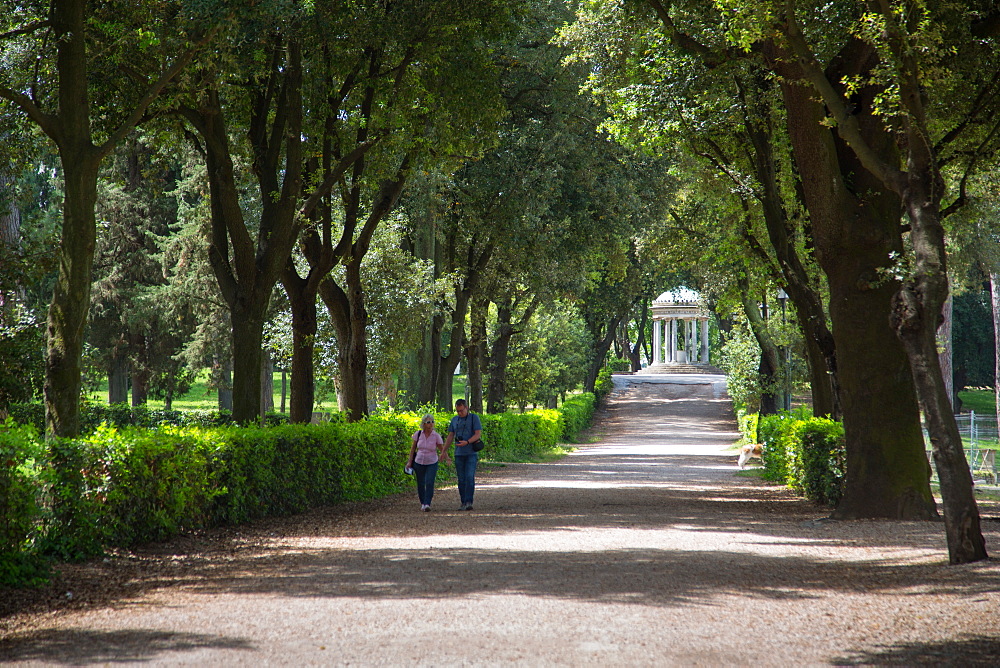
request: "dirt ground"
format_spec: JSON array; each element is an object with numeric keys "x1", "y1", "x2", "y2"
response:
[{"x1": 2, "y1": 383, "x2": 1000, "y2": 666}]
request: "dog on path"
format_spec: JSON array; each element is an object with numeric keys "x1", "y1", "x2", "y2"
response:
[{"x1": 738, "y1": 443, "x2": 763, "y2": 469}]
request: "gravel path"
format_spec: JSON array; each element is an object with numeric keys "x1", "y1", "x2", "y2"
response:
[{"x1": 2, "y1": 383, "x2": 1000, "y2": 666}]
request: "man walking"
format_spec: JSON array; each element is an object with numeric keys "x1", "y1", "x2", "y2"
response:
[{"x1": 445, "y1": 399, "x2": 483, "y2": 510}]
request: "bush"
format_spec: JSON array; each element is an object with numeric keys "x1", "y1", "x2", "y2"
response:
[
  {"x1": 594, "y1": 369, "x2": 614, "y2": 402},
  {"x1": 559, "y1": 393, "x2": 595, "y2": 443},
  {"x1": 755, "y1": 409, "x2": 844, "y2": 506},
  {"x1": 2, "y1": 397, "x2": 600, "y2": 586},
  {"x1": 793, "y1": 419, "x2": 846, "y2": 506},
  {"x1": 0, "y1": 420, "x2": 50, "y2": 586}
]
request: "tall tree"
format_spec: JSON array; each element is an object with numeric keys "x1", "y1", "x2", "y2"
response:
[
  {"x1": 777, "y1": 0, "x2": 995, "y2": 562},
  {"x1": 564, "y1": 0, "x2": 937, "y2": 523},
  {"x1": 0, "y1": 0, "x2": 218, "y2": 436}
]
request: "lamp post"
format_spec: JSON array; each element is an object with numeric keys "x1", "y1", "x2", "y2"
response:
[{"x1": 776, "y1": 288, "x2": 790, "y2": 411}]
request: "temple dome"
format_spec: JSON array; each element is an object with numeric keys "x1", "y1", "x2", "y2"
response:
[{"x1": 653, "y1": 287, "x2": 702, "y2": 305}]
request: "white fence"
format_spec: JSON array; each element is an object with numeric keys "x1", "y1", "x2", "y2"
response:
[{"x1": 925, "y1": 411, "x2": 998, "y2": 485}]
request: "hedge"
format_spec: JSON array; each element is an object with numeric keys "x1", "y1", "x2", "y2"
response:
[
  {"x1": 741, "y1": 408, "x2": 846, "y2": 507},
  {"x1": 2, "y1": 393, "x2": 598, "y2": 587}
]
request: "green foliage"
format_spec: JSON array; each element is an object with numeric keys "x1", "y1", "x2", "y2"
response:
[
  {"x1": 0, "y1": 304, "x2": 45, "y2": 412},
  {"x1": 480, "y1": 409, "x2": 563, "y2": 461},
  {"x1": 717, "y1": 319, "x2": 767, "y2": 413},
  {"x1": 0, "y1": 421, "x2": 42, "y2": 550},
  {"x1": 559, "y1": 393, "x2": 596, "y2": 443},
  {"x1": 1, "y1": 388, "x2": 600, "y2": 586},
  {"x1": 736, "y1": 409, "x2": 759, "y2": 445},
  {"x1": 793, "y1": 418, "x2": 846, "y2": 507},
  {"x1": 594, "y1": 368, "x2": 614, "y2": 402},
  {"x1": 756, "y1": 409, "x2": 845, "y2": 507},
  {"x1": 953, "y1": 289, "x2": 994, "y2": 389},
  {"x1": 0, "y1": 420, "x2": 48, "y2": 585},
  {"x1": 7, "y1": 401, "x2": 294, "y2": 435}
]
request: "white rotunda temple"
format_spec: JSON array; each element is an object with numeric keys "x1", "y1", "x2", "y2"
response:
[{"x1": 649, "y1": 287, "x2": 711, "y2": 368}]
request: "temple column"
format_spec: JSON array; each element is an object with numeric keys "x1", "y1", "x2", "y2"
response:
[
  {"x1": 652, "y1": 319, "x2": 662, "y2": 365},
  {"x1": 686, "y1": 319, "x2": 694, "y2": 362},
  {"x1": 668, "y1": 319, "x2": 677, "y2": 362},
  {"x1": 700, "y1": 319, "x2": 710, "y2": 363}
]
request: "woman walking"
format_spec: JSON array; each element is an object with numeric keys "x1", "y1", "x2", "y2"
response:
[{"x1": 408, "y1": 414, "x2": 447, "y2": 511}]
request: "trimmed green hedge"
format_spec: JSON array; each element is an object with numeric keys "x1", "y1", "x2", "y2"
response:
[
  {"x1": 741, "y1": 409, "x2": 846, "y2": 507},
  {"x1": 2, "y1": 393, "x2": 598, "y2": 587},
  {"x1": 559, "y1": 393, "x2": 596, "y2": 443}
]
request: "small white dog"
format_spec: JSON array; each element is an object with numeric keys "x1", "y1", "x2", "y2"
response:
[{"x1": 738, "y1": 443, "x2": 764, "y2": 469}]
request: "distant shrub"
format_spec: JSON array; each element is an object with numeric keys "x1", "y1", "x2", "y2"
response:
[
  {"x1": 594, "y1": 369, "x2": 614, "y2": 402},
  {"x1": 559, "y1": 393, "x2": 595, "y2": 443}
]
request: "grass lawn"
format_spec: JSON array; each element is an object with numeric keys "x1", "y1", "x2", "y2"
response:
[
  {"x1": 958, "y1": 388, "x2": 996, "y2": 415},
  {"x1": 86, "y1": 372, "x2": 471, "y2": 413},
  {"x1": 86, "y1": 370, "x2": 316, "y2": 412}
]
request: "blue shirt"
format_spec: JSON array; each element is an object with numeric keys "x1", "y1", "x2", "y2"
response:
[{"x1": 449, "y1": 412, "x2": 482, "y2": 456}]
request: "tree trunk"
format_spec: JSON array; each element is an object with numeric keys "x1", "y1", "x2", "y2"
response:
[
  {"x1": 280, "y1": 368, "x2": 286, "y2": 414},
  {"x1": 584, "y1": 313, "x2": 624, "y2": 393},
  {"x1": 486, "y1": 302, "x2": 516, "y2": 414},
  {"x1": 282, "y1": 260, "x2": 321, "y2": 423},
  {"x1": 0, "y1": 170, "x2": 22, "y2": 306},
  {"x1": 739, "y1": 286, "x2": 780, "y2": 415},
  {"x1": 216, "y1": 354, "x2": 233, "y2": 412},
  {"x1": 799, "y1": 316, "x2": 836, "y2": 419},
  {"x1": 320, "y1": 266, "x2": 369, "y2": 421},
  {"x1": 260, "y1": 350, "x2": 274, "y2": 416},
  {"x1": 107, "y1": 347, "x2": 128, "y2": 404},
  {"x1": 938, "y1": 295, "x2": 954, "y2": 410},
  {"x1": 891, "y1": 198, "x2": 986, "y2": 562},
  {"x1": 438, "y1": 291, "x2": 469, "y2": 410},
  {"x1": 992, "y1": 273, "x2": 1000, "y2": 435},
  {"x1": 737, "y1": 67, "x2": 840, "y2": 419},
  {"x1": 773, "y1": 52, "x2": 936, "y2": 520},
  {"x1": 629, "y1": 306, "x2": 647, "y2": 371},
  {"x1": 230, "y1": 311, "x2": 265, "y2": 423},
  {"x1": 42, "y1": 1, "x2": 100, "y2": 439},
  {"x1": 466, "y1": 297, "x2": 488, "y2": 413},
  {"x1": 45, "y1": 155, "x2": 100, "y2": 438},
  {"x1": 130, "y1": 330, "x2": 149, "y2": 406}
]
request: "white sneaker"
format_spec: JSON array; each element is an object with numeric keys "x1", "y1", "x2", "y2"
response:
[{"x1": 421, "y1": 505, "x2": 430, "y2": 512}]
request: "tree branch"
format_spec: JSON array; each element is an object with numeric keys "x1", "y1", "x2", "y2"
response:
[
  {"x1": 780, "y1": 0, "x2": 907, "y2": 194},
  {"x1": 98, "y1": 22, "x2": 223, "y2": 159},
  {"x1": 0, "y1": 19, "x2": 51, "y2": 41},
  {"x1": 0, "y1": 84, "x2": 57, "y2": 140}
]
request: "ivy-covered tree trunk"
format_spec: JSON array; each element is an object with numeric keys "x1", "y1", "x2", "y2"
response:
[{"x1": 46, "y1": 155, "x2": 100, "y2": 438}]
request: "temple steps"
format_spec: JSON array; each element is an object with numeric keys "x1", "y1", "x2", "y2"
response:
[{"x1": 629, "y1": 363, "x2": 725, "y2": 375}]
